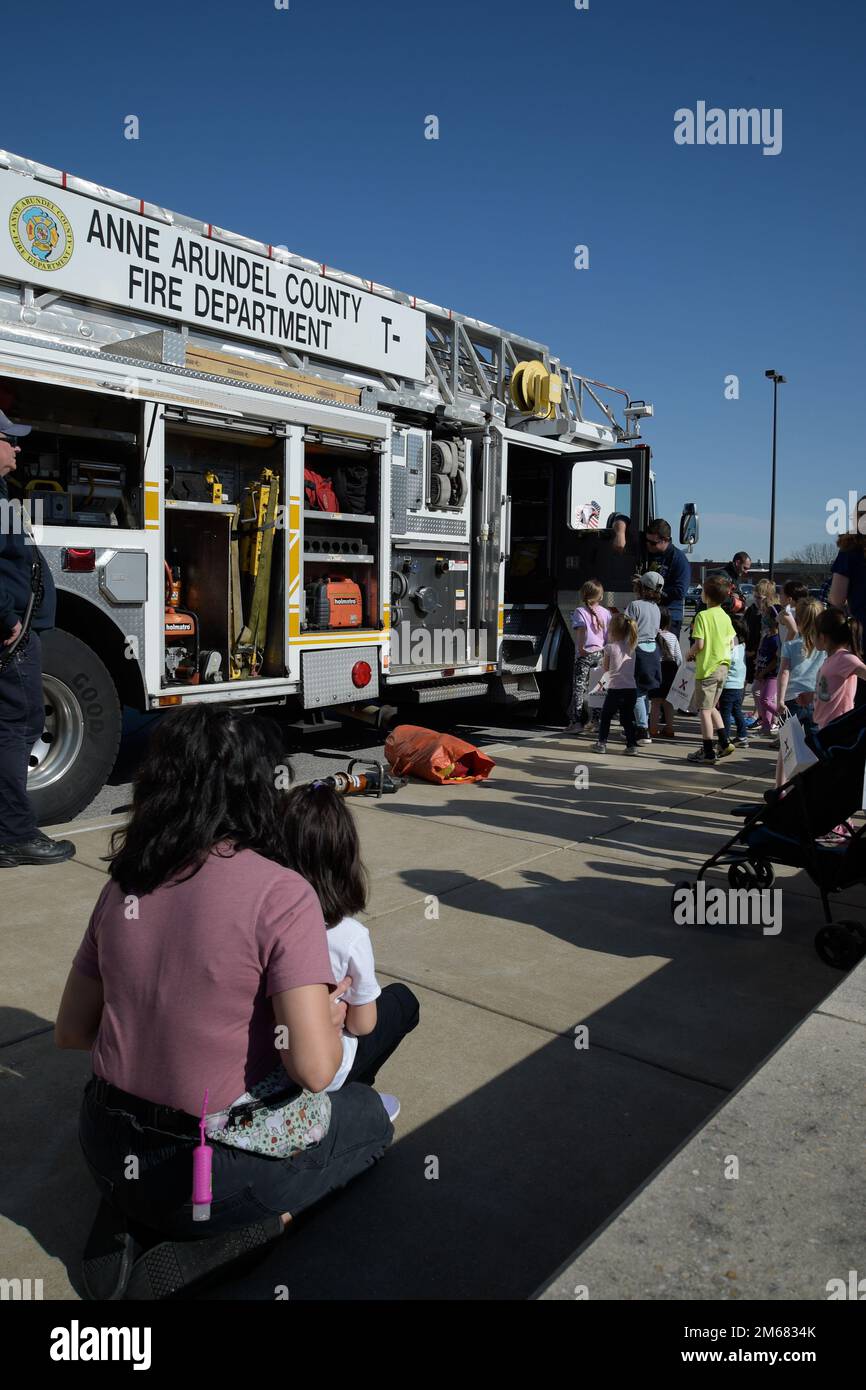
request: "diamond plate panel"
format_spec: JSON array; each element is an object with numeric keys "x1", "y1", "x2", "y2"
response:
[
  {"x1": 406, "y1": 432, "x2": 425, "y2": 508},
  {"x1": 404, "y1": 514, "x2": 469, "y2": 537},
  {"x1": 414, "y1": 679, "x2": 490, "y2": 703},
  {"x1": 390, "y1": 463, "x2": 408, "y2": 533},
  {"x1": 302, "y1": 645, "x2": 380, "y2": 708}
]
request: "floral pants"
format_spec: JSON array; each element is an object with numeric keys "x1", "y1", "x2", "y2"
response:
[{"x1": 571, "y1": 648, "x2": 603, "y2": 725}]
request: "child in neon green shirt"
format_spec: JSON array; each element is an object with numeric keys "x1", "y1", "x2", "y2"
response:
[{"x1": 686, "y1": 576, "x2": 735, "y2": 765}]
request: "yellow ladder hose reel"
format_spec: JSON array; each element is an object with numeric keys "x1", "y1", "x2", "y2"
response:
[{"x1": 510, "y1": 360, "x2": 563, "y2": 420}]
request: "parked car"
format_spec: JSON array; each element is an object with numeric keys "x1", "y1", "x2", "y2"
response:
[{"x1": 686, "y1": 584, "x2": 703, "y2": 606}]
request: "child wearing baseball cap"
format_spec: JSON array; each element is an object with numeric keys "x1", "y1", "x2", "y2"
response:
[{"x1": 625, "y1": 572, "x2": 663, "y2": 742}]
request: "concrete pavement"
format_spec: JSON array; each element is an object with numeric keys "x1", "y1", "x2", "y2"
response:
[
  {"x1": 0, "y1": 724, "x2": 859, "y2": 1299},
  {"x1": 538, "y1": 963, "x2": 866, "y2": 1301}
]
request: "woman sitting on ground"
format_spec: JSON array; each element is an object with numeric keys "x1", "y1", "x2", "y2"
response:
[{"x1": 55, "y1": 705, "x2": 418, "y2": 1280}]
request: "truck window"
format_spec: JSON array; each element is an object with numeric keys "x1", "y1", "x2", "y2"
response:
[{"x1": 614, "y1": 469, "x2": 631, "y2": 520}]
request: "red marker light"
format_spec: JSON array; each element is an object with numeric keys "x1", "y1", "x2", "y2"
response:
[
  {"x1": 63, "y1": 548, "x2": 96, "y2": 572},
  {"x1": 351, "y1": 661, "x2": 372, "y2": 688}
]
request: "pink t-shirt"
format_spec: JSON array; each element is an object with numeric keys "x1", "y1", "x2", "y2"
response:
[
  {"x1": 605, "y1": 640, "x2": 636, "y2": 689},
  {"x1": 573, "y1": 604, "x2": 611, "y2": 652},
  {"x1": 813, "y1": 649, "x2": 862, "y2": 728},
  {"x1": 73, "y1": 847, "x2": 335, "y2": 1115}
]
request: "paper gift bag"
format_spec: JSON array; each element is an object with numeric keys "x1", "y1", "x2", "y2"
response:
[
  {"x1": 587, "y1": 666, "x2": 611, "y2": 709},
  {"x1": 667, "y1": 663, "x2": 695, "y2": 712},
  {"x1": 780, "y1": 713, "x2": 819, "y2": 783}
]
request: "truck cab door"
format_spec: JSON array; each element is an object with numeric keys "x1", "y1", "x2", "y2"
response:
[{"x1": 553, "y1": 442, "x2": 652, "y2": 608}]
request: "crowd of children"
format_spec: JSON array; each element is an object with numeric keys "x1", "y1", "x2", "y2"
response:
[{"x1": 569, "y1": 569, "x2": 866, "y2": 773}]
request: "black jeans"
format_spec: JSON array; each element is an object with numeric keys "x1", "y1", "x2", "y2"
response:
[
  {"x1": 598, "y1": 688, "x2": 638, "y2": 746},
  {"x1": 346, "y1": 982, "x2": 420, "y2": 1085},
  {"x1": 0, "y1": 632, "x2": 42, "y2": 842},
  {"x1": 79, "y1": 983, "x2": 420, "y2": 1239}
]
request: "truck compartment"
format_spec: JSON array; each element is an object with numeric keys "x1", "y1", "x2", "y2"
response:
[
  {"x1": 163, "y1": 421, "x2": 286, "y2": 685},
  {"x1": 302, "y1": 437, "x2": 382, "y2": 632},
  {"x1": 390, "y1": 549, "x2": 472, "y2": 671},
  {"x1": 0, "y1": 374, "x2": 143, "y2": 528}
]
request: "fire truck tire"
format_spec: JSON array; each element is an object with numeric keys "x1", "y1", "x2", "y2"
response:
[{"x1": 28, "y1": 629, "x2": 123, "y2": 826}]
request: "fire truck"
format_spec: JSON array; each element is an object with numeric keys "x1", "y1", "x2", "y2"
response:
[{"x1": 0, "y1": 150, "x2": 698, "y2": 823}]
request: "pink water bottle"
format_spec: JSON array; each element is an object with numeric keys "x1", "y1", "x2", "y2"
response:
[{"x1": 192, "y1": 1089, "x2": 213, "y2": 1222}]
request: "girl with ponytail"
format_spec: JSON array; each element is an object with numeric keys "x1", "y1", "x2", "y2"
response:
[
  {"x1": 569, "y1": 579, "x2": 611, "y2": 733},
  {"x1": 813, "y1": 608, "x2": 866, "y2": 728}
]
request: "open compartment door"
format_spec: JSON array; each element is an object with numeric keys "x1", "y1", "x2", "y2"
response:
[{"x1": 466, "y1": 426, "x2": 504, "y2": 667}]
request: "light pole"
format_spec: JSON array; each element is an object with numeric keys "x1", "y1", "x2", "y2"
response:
[{"x1": 765, "y1": 369, "x2": 786, "y2": 581}]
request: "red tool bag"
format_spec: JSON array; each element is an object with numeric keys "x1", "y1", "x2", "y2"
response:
[
  {"x1": 384, "y1": 725, "x2": 495, "y2": 784},
  {"x1": 304, "y1": 468, "x2": 339, "y2": 513}
]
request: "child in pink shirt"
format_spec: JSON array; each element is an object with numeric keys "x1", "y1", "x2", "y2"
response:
[
  {"x1": 594, "y1": 613, "x2": 639, "y2": 754},
  {"x1": 570, "y1": 578, "x2": 612, "y2": 732},
  {"x1": 813, "y1": 609, "x2": 866, "y2": 728}
]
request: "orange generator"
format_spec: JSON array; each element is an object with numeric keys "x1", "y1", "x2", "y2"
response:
[{"x1": 306, "y1": 575, "x2": 363, "y2": 629}]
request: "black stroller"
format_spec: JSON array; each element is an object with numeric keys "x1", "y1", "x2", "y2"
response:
[{"x1": 672, "y1": 701, "x2": 866, "y2": 970}]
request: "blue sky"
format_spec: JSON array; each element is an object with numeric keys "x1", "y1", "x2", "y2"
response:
[{"x1": 2, "y1": 0, "x2": 862, "y2": 560}]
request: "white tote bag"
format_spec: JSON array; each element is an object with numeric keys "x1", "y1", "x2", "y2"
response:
[
  {"x1": 587, "y1": 666, "x2": 611, "y2": 709},
  {"x1": 667, "y1": 662, "x2": 696, "y2": 712},
  {"x1": 779, "y1": 712, "x2": 818, "y2": 782}
]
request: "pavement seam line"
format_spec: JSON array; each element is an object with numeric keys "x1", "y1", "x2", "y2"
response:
[
  {"x1": 357, "y1": 776, "x2": 752, "y2": 854},
  {"x1": 814, "y1": 1007, "x2": 866, "y2": 1029},
  {"x1": 374, "y1": 968, "x2": 732, "y2": 1093},
  {"x1": 364, "y1": 844, "x2": 569, "y2": 921}
]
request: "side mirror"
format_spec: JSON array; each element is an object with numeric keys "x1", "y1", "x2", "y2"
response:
[{"x1": 680, "y1": 503, "x2": 699, "y2": 550}]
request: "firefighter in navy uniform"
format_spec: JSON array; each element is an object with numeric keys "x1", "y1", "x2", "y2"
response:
[{"x1": 0, "y1": 410, "x2": 75, "y2": 866}]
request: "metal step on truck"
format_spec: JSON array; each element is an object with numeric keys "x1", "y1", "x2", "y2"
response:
[{"x1": 0, "y1": 150, "x2": 698, "y2": 823}]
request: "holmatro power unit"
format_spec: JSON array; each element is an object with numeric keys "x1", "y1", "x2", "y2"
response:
[{"x1": 305, "y1": 576, "x2": 363, "y2": 629}]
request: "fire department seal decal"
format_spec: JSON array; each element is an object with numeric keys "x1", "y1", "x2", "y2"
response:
[{"x1": 8, "y1": 195, "x2": 74, "y2": 271}]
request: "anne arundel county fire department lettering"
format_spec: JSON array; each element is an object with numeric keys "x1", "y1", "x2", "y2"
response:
[{"x1": 0, "y1": 167, "x2": 424, "y2": 378}]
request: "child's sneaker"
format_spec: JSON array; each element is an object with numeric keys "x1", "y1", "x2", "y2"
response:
[
  {"x1": 593, "y1": 741, "x2": 608, "y2": 754},
  {"x1": 625, "y1": 744, "x2": 639, "y2": 755},
  {"x1": 378, "y1": 1093, "x2": 401, "y2": 1122},
  {"x1": 735, "y1": 737, "x2": 750, "y2": 749},
  {"x1": 687, "y1": 747, "x2": 716, "y2": 764},
  {"x1": 716, "y1": 743, "x2": 735, "y2": 760},
  {"x1": 635, "y1": 728, "x2": 652, "y2": 744}
]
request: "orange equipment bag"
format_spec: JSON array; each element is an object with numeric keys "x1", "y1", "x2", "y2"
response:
[{"x1": 384, "y1": 724, "x2": 495, "y2": 784}]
